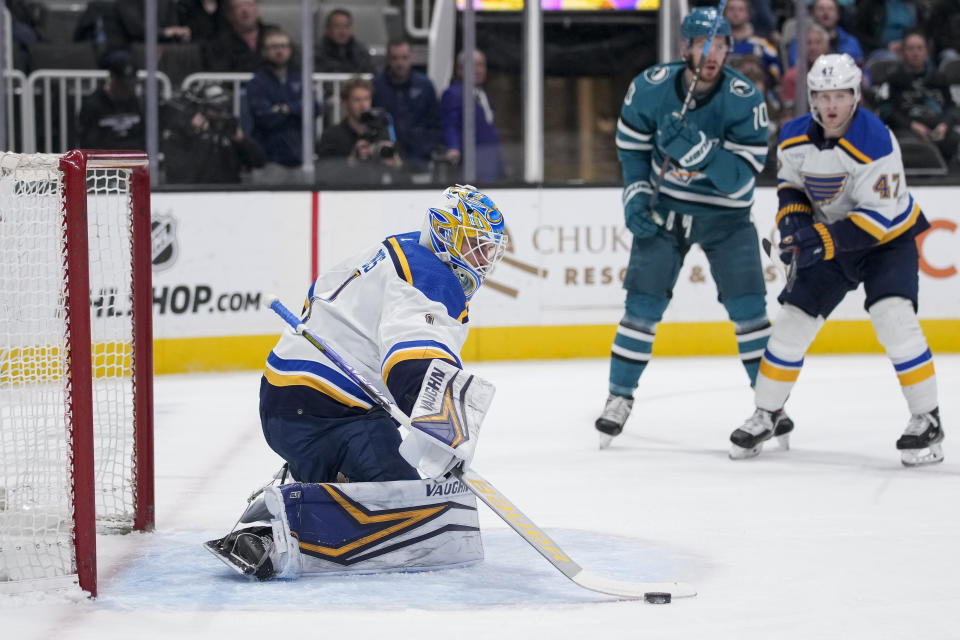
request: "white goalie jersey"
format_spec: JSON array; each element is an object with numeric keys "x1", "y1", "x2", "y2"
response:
[
  {"x1": 261, "y1": 231, "x2": 470, "y2": 419},
  {"x1": 776, "y1": 108, "x2": 922, "y2": 245}
]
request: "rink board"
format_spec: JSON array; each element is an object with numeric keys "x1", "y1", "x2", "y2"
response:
[{"x1": 149, "y1": 187, "x2": 960, "y2": 372}]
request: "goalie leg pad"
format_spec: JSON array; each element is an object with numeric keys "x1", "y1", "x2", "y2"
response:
[
  {"x1": 268, "y1": 478, "x2": 482, "y2": 576},
  {"x1": 400, "y1": 360, "x2": 495, "y2": 480},
  {"x1": 869, "y1": 296, "x2": 938, "y2": 414}
]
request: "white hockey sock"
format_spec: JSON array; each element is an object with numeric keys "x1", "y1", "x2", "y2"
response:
[
  {"x1": 754, "y1": 305, "x2": 824, "y2": 411},
  {"x1": 869, "y1": 297, "x2": 939, "y2": 415}
]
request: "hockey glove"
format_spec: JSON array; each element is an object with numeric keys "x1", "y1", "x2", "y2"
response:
[
  {"x1": 777, "y1": 210, "x2": 814, "y2": 239},
  {"x1": 780, "y1": 222, "x2": 835, "y2": 269},
  {"x1": 657, "y1": 112, "x2": 717, "y2": 171},
  {"x1": 623, "y1": 185, "x2": 659, "y2": 239}
]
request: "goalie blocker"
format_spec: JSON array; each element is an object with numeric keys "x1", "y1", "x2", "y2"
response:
[
  {"x1": 400, "y1": 359, "x2": 495, "y2": 480},
  {"x1": 205, "y1": 476, "x2": 482, "y2": 580}
]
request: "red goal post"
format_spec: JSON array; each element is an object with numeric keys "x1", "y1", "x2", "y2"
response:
[{"x1": 0, "y1": 150, "x2": 154, "y2": 598}]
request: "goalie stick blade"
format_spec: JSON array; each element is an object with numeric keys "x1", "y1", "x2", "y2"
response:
[
  {"x1": 454, "y1": 467, "x2": 697, "y2": 601},
  {"x1": 572, "y1": 569, "x2": 697, "y2": 600}
]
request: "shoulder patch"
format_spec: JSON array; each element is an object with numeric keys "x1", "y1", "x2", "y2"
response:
[
  {"x1": 643, "y1": 65, "x2": 671, "y2": 85},
  {"x1": 729, "y1": 77, "x2": 756, "y2": 98}
]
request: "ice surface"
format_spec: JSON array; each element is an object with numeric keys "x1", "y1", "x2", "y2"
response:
[{"x1": 4, "y1": 355, "x2": 960, "y2": 640}]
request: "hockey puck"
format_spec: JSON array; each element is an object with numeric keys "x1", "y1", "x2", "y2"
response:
[{"x1": 643, "y1": 592, "x2": 671, "y2": 604}]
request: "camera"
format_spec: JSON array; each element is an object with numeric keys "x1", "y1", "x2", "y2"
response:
[{"x1": 359, "y1": 108, "x2": 397, "y2": 160}]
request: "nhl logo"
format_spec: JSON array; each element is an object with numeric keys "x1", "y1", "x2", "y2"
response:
[{"x1": 151, "y1": 211, "x2": 179, "y2": 272}]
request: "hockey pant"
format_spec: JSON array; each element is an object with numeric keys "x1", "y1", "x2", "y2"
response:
[
  {"x1": 608, "y1": 211, "x2": 770, "y2": 396},
  {"x1": 260, "y1": 406, "x2": 420, "y2": 484}
]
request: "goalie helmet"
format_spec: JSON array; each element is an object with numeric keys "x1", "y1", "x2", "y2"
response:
[
  {"x1": 421, "y1": 185, "x2": 507, "y2": 300},
  {"x1": 807, "y1": 53, "x2": 861, "y2": 128},
  {"x1": 681, "y1": 7, "x2": 731, "y2": 45}
]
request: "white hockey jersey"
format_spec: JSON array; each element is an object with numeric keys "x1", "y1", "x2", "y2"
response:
[
  {"x1": 261, "y1": 231, "x2": 468, "y2": 419},
  {"x1": 776, "y1": 109, "x2": 922, "y2": 247}
]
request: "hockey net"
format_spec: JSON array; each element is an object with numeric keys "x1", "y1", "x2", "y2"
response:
[{"x1": 0, "y1": 150, "x2": 154, "y2": 597}]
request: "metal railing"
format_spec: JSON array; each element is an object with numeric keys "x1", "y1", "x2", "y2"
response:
[
  {"x1": 180, "y1": 71, "x2": 373, "y2": 135},
  {"x1": 3, "y1": 70, "x2": 25, "y2": 150},
  {"x1": 23, "y1": 70, "x2": 172, "y2": 153}
]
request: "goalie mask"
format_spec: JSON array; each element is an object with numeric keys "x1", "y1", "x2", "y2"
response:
[
  {"x1": 420, "y1": 185, "x2": 508, "y2": 300},
  {"x1": 807, "y1": 53, "x2": 861, "y2": 130}
]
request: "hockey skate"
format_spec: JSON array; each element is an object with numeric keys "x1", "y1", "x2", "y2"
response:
[
  {"x1": 896, "y1": 408, "x2": 944, "y2": 467},
  {"x1": 595, "y1": 394, "x2": 633, "y2": 449},
  {"x1": 204, "y1": 526, "x2": 276, "y2": 581},
  {"x1": 729, "y1": 408, "x2": 794, "y2": 459}
]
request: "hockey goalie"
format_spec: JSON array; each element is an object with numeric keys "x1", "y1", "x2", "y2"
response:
[{"x1": 205, "y1": 185, "x2": 508, "y2": 580}]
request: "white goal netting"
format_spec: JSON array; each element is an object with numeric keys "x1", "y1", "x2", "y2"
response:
[{"x1": 0, "y1": 152, "x2": 141, "y2": 589}]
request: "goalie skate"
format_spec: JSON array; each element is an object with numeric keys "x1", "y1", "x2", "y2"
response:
[
  {"x1": 729, "y1": 409, "x2": 793, "y2": 459},
  {"x1": 204, "y1": 526, "x2": 276, "y2": 581},
  {"x1": 896, "y1": 408, "x2": 944, "y2": 467},
  {"x1": 595, "y1": 394, "x2": 634, "y2": 449}
]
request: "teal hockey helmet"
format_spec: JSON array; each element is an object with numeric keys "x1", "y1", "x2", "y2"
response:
[
  {"x1": 681, "y1": 7, "x2": 732, "y2": 44},
  {"x1": 421, "y1": 185, "x2": 508, "y2": 300}
]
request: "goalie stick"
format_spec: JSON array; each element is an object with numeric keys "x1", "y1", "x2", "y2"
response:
[
  {"x1": 648, "y1": 0, "x2": 729, "y2": 222},
  {"x1": 267, "y1": 296, "x2": 696, "y2": 601}
]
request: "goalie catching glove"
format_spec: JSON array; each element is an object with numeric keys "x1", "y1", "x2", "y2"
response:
[{"x1": 399, "y1": 359, "x2": 495, "y2": 480}]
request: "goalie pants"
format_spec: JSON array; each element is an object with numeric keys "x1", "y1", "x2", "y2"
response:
[
  {"x1": 260, "y1": 405, "x2": 419, "y2": 484},
  {"x1": 608, "y1": 211, "x2": 770, "y2": 396}
]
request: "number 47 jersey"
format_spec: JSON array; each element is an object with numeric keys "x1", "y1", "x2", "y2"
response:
[{"x1": 777, "y1": 108, "x2": 923, "y2": 244}]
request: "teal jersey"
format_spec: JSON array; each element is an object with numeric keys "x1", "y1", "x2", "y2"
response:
[{"x1": 616, "y1": 61, "x2": 769, "y2": 217}]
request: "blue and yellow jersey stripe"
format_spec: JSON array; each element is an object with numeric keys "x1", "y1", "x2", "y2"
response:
[
  {"x1": 381, "y1": 340, "x2": 461, "y2": 384},
  {"x1": 893, "y1": 349, "x2": 936, "y2": 387},
  {"x1": 848, "y1": 196, "x2": 921, "y2": 244},
  {"x1": 758, "y1": 350, "x2": 804, "y2": 383},
  {"x1": 264, "y1": 352, "x2": 373, "y2": 409}
]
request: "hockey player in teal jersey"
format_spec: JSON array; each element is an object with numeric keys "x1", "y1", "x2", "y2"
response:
[
  {"x1": 596, "y1": 7, "x2": 791, "y2": 447},
  {"x1": 730, "y1": 54, "x2": 943, "y2": 466}
]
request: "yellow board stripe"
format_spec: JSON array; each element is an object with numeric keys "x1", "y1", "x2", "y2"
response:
[
  {"x1": 838, "y1": 138, "x2": 872, "y2": 164},
  {"x1": 897, "y1": 361, "x2": 935, "y2": 386},
  {"x1": 295, "y1": 485, "x2": 447, "y2": 557},
  {"x1": 262, "y1": 367, "x2": 370, "y2": 409},
  {"x1": 813, "y1": 222, "x2": 835, "y2": 260},
  {"x1": 759, "y1": 359, "x2": 801, "y2": 382},
  {"x1": 387, "y1": 236, "x2": 413, "y2": 285},
  {"x1": 149, "y1": 320, "x2": 960, "y2": 374}
]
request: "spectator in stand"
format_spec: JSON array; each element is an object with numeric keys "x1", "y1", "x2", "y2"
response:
[
  {"x1": 203, "y1": 0, "x2": 275, "y2": 72},
  {"x1": 787, "y1": 0, "x2": 863, "y2": 67},
  {"x1": 316, "y1": 76, "x2": 403, "y2": 185},
  {"x1": 372, "y1": 39, "x2": 444, "y2": 175},
  {"x1": 726, "y1": 0, "x2": 782, "y2": 93},
  {"x1": 924, "y1": 0, "x2": 960, "y2": 63},
  {"x1": 851, "y1": 0, "x2": 925, "y2": 59},
  {"x1": 877, "y1": 29, "x2": 959, "y2": 164},
  {"x1": 247, "y1": 27, "x2": 319, "y2": 184},
  {"x1": 780, "y1": 23, "x2": 831, "y2": 119},
  {"x1": 116, "y1": 0, "x2": 192, "y2": 44},
  {"x1": 440, "y1": 49, "x2": 505, "y2": 184},
  {"x1": 177, "y1": 0, "x2": 224, "y2": 44},
  {"x1": 315, "y1": 9, "x2": 374, "y2": 74},
  {"x1": 161, "y1": 84, "x2": 265, "y2": 184},
  {"x1": 76, "y1": 50, "x2": 145, "y2": 150}
]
